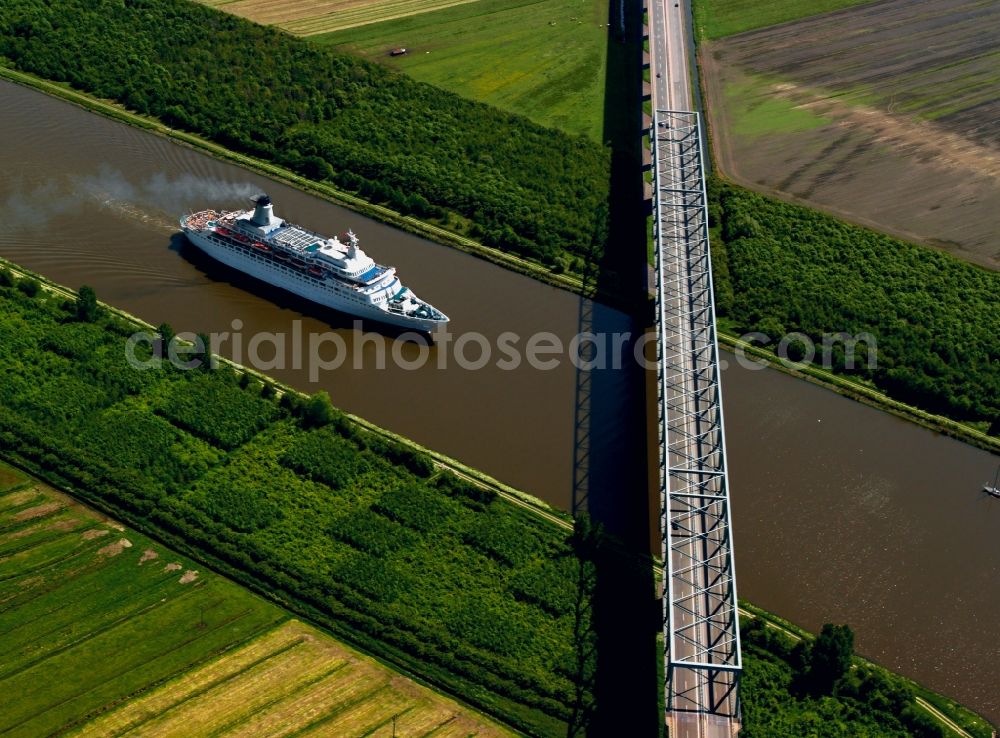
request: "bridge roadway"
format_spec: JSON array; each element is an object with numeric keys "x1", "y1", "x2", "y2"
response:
[{"x1": 647, "y1": 1, "x2": 742, "y2": 737}]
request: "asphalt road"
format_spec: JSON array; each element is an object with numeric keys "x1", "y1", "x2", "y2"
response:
[{"x1": 650, "y1": 0, "x2": 692, "y2": 110}]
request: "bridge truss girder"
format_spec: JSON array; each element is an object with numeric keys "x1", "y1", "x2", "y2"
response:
[{"x1": 652, "y1": 110, "x2": 742, "y2": 726}]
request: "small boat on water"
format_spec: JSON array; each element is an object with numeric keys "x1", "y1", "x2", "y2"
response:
[{"x1": 984, "y1": 464, "x2": 1000, "y2": 499}]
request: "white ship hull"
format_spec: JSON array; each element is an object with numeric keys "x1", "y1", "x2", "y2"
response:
[{"x1": 183, "y1": 229, "x2": 444, "y2": 333}]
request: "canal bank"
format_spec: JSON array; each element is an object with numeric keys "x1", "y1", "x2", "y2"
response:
[
  {"x1": 719, "y1": 331, "x2": 1000, "y2": 455},
  {"x1": 1, "y1": 257, "x2": 992, "y2": 737},
  {"x1": 2, "y1": 72, "x2": 998, "y2": 726},
  {"x1": 5, "y1": 63, "x2": 992, "y2": 456}
]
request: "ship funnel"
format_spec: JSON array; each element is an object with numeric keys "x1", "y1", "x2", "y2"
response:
[{"x1": 251, "y1": 194, "x2": 276, "y2": 227}]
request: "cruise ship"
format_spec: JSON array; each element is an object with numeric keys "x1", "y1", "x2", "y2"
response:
[{"x1": 180, "y1": 195, "x2": 448, "y2": 331}]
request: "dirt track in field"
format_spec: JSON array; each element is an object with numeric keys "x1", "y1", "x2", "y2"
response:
[{"x1": 702, "y1": 0, "x2": 1000, "y2": 268}]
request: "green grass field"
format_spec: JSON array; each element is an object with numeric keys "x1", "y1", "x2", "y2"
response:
[
  {"x1": 692, "y1": 0, "x2": 875, "y2": 39},
  {"x1": 0, "y1": 466, "x2": 284, "y2": 738},
  {"x1": 723, "y1": 71, "x2": 832, "y2": 138},
  {"x1": 314, "y1": 0, "x2": 611, "y2": 141},
  {"x1": 0, "y1": 464, "x2": 512, "y2": 738}
]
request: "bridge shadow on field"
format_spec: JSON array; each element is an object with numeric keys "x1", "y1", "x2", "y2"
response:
[{"x1": 566, "y1": 0, "x2": 661, "y2": 734}]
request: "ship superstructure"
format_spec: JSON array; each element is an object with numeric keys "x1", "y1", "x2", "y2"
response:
[{"x1": 180, "y1": 195, "x2": 448, "y2": 331}]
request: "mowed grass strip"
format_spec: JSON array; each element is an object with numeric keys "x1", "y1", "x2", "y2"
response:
[
  {"x1": 295, "y1": 685, "x2": 411, "y2": 737},
  {"x1": 0, "y1": 584, "x2": 281, "y2": 738},
  {"x1": 0, "y1": 464, "x2": 27, "y2": 492},
  {"x1": 0, "y1": 468, "x2": 512, "y2": 738},
  {"x1": 284, "y1": 0, "x2": 482, "y2": 34},
  {"x1": 316, "y1": 0, "x2": 610, "y2": 141},
  {"x1": 82, "y1": 620, "x2": 515, "y2": 738},
  {"x1": 0, "y1": 487, "x2": 42, "y2": 512},
  {"x1": 113, "y1": 633, "x2": 350, "y2": 736},
  {"x1": 0, "y1": 508, "x2": 91, "y2": 556},
  {"x1": 0, "y1": 550, "x2": 193, "y2": 680},
  {"x1": 0, "y1": 520, "x2": 108, "y2": 582},
  {"x1": 223, "y1": 662, "x2": 394, "y2": 738},
  {"x1": 375, "y1": 701, "x2": 476, "y2": 737},
  {"x1": 70, "y1": 624, "x2": 307, "y2": 738},
  {"x1": 692, "y1": 0, "x2": 877, "y2": 39},
  {"x1": 222, "y1": 636, "x2": 514, "y2": 738}
]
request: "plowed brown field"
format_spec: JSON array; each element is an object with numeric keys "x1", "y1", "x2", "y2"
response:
[{"x1": 702, "y1": 0, "x2": 1000, "y2": 269}]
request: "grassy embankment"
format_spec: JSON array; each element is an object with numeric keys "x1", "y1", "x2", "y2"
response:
[
  {"x1": 0, "y1": 463, "x2": 514, "y2": 737},
  {"x1": 0, "y1": 258, "x2": 604, "y2": 737},
  {"x1": 314, "y1": 0, "x2": 611, "y2": 142},
  {"x1": 691, "y1": 0, "x2": 876, "y2": 40}
]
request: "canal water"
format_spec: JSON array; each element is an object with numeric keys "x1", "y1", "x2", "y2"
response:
[
  {"x1": 723, "y1": 357, "x2": 1000, "y2": 725},
  {"x1": 1, "y1": 79, "x2": 997, "y2": 725}
]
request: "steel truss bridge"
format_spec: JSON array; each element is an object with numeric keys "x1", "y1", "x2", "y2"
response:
[{"x1": 651, "y1": 109, "x2": 742, "y2": 738}]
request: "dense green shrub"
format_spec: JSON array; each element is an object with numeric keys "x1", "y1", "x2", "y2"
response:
[
  {"x1": 738, "y1": 613, "x2": 971, "y2": 737},
  {"x1": 446, "y1": 599, "x2": 535, "y2": 658},
  {"x1": 77, "y1": 406, "x2": 219, "y2": 485},
  {"x1": 0, "y1": 0, "x2": 610, "y2": 269},
  {"x1": 75, "y1": 284, "x2": 99, "y2": 322},
  {"x1": 42, "y1": 322, "x2": 112, "y2": 360},
  {"x1": 199, "y1": 482, "x2": 283, "y2": 532},
  {"x1": 0, "y1": 280, "x2": 592, "y2": 736},
  {"x1": 332, "y1": 551, "x2": 409, "y2": 603},
  {"x1": 711, "y1": 182, "x2": 1000, "y2": 428},
  {"x1": 366, "y1": 435, "x2": 435, "y2": 477},
  {"x1": 508, "y1": 559, "x2": 579, "y2": 617},
  {"x1": 435, "y1": 470, "x2": 498, "y2": 509},
  {"x1": 371, "y1": 483, "x2": 455, "y2": 532},
  {"x1": 328, "y1": 510, "x2": 417, "y2": 557},
  {"x1": 155, "y1": 373, "x2": 279, "y2": 448},
  {"x1": 279, "y1": 427, "x2": 370, "y2": 489},
  {"x1": 16, "y1": 278, "x2": 39, "y2": 297},
  {"x1": 463, "y1": 511, "x2": 548, "y2": 568}
]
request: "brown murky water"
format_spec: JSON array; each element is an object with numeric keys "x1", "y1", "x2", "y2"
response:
[
  {"x1": 723, "y1": 358, "x2": 1000, "y2": 725},
  {"x1": 1, "y1": 79, "x2": 997, "y2": 725}
]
